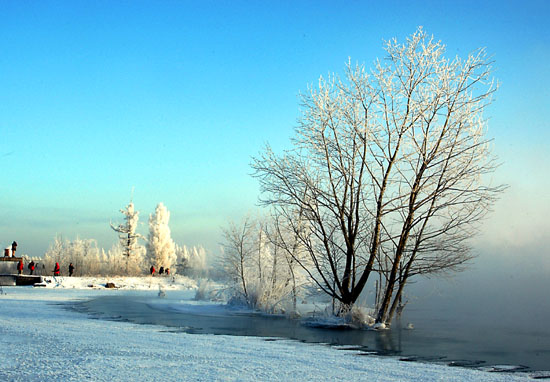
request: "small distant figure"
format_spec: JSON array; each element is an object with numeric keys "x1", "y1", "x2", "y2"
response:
[
  {"x1": 53, "y1": 262, "x2": 60, "y2": 276},
  {"x1": 11, "y1": 241, "x2": 17, "y2": 257},
  {"x1": 4, "y1": 248, "x2": 10, "y2": 257},
  {"x1": 17, "y1": 259, "x2": 24, "y2": 275},
  {"x1": 150, "y1": 265, "x2": 156, "y2": 276},
  {"x1": 159, "y1": 266, "x2": 164, "y2": 275},
  {"x1": 69, "y1": 263, "x2": 75, "y2": 277},
  {"x1": 28, "y1": 260, "x2": 35, "y2": 275},
  {"x1": 166, "y1": 268, "x2": 170, "y2": 276}
]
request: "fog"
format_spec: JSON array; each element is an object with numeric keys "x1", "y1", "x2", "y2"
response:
[{"x1": 404, "y1": 241, "x2": 550, "y2": 333}]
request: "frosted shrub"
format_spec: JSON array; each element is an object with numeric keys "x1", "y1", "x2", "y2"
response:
[
  {"x1": 343, "y1": 305, "x2": 376, "y2": 328},
  {"x1": 306, "y1": 303, "x2": 375, "y2": 329},
  {"x1": 194, "y1": 279, "x2": 222, "y2": 301}
]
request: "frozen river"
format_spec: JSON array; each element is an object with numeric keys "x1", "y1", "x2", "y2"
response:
[
  {"x1": 2, "y1": 287, "x2": 537, "y2": 382},
  {"x1": 74, "y1": 290, "x2": 550, "y2": 373}
]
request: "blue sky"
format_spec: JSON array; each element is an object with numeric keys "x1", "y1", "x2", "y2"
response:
[{"x1": 1, "y1": 1, "x2": 549, "y2": 261}]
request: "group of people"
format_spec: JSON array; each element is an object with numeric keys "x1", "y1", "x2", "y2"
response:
[
  {"x1": 52, "y1": 262, "x2": 75, "y2": 277},
  {"x1": 17, "y1": 259, "x2": 35, "y2": 275},
  {"x1": 4, "y1": 240, "x2": 78, "y2": 277},
  {"x1": 149, "y1": 265, "x2": 170, "y2": 276},
  {"x1": 13, "y1": 260, "x2": 74, "y2": 277}
]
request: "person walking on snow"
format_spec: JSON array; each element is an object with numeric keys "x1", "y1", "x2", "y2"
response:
[
  {"x1": 28, "y1": 260, "x2": 35, "y2": 275},
  {"x1": 69, "y1": 263, "x2": 75, "y2": 277},
  {"x1": 150, "y1": 265, "x2": 156, "y2": 276},
  {"x1": 53, "y1": 262, "x2": 60, "y2": 276},
  {"x1": 17, "y1": 259, "x2": 23, "y2": 275}
]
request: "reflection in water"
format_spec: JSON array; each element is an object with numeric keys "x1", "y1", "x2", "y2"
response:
[
  {"x1": 73, "y1": 292, "x2": 549, "y2": 372},
  {"x1": 375, "y1": 330, "x2": 400, "y2": 355}
]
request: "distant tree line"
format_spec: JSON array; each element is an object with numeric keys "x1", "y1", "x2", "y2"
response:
[{"x1": 42, "y1": 201, "x2": 207, "y2": 277}]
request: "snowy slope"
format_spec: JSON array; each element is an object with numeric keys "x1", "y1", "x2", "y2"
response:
[{"x1": 0, "y1": 285, "x2": 535, "y2": 382}]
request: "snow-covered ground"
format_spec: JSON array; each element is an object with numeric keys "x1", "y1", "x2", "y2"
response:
[
  {"x1": 0, "y1": 277, "x2": 537, "y2": 381},
  {"x1": 31, "y1": 274, "x2": 199, "y2": 290}
]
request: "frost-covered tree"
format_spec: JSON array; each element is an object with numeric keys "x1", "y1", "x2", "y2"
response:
[
  {"x1": 110, "y1": 201, "x2": 145, "y2": 274},
  {"x1": 221, "y1": 216, "x2": 308, "y2": 313},
  {"x1": 176, "y1": 244, "x2": 207, "y2": 277},
  {"x1": 43, "y1": 236, "x2": 101, "y2": 276},
  {"x1": 43, "y1": 234, "x2": 65, "y2": 275},
  {"x1": 221, "y1": 217, "x2": 254, "y2": 305},
  {"x1": 67, "y1": 238, "x2": 100, "y2": 276},
  {"x1": 252, "y1": 28, "x2": 505, "y2": 324},
  {"x1": 146, "y1": 202, "x2": 177, "y2": 271},
  {"x1": 42, "y1": 234, "x2": 146, "y2": 276},
  {"x1": 266, "y1": 211, "x2": 311, "y2": 313}
]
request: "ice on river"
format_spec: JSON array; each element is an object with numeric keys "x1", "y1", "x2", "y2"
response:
[{"x1": 0, "y1": 278, "x2": 536, "y2": 381}]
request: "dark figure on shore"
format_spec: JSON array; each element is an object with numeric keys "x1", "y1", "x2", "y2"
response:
[
  {"x1": 159, "y1": 266, "x2": 164, "y2": 275},
  {"x1": 69, "y1": 263, "x2": 75, "y2": 277},
  {"x1": 28, "y1": 260, "x2": 35, "y2": 275},
  {"x1": 150, "y1": 265, "x2": 156, "y2": 276},
  {"x1": 11, "y1": 241, "x2": 17, "y2": 257},
  {"x1": 54, "y1": 262, "x2": 60, "y2": 276},
  {"x1": 17, "y1": 259, "x2": 24, "y2": 275}
]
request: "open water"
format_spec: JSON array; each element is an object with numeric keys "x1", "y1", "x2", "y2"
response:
[{"x1": 74, "y1": 289, "x2": 550, "y2": 373}]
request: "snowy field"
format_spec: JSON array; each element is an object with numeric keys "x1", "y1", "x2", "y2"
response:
[{"x1": 0, "y1": 277, "x2": 536, "y2": 381}]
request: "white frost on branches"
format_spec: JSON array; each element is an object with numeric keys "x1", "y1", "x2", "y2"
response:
[
  {"x1": 43, "y1": 235, "x2": 101, "y2": 276},
  {"x1": 146, "y1": 203, "x2": 177, "y2": 271},
  {"x1": 176, "y1": 244, "x2": 207, "y2": 276},
  {"x1": 110, "y1": 202, "x2": 145, "y2": 274}
]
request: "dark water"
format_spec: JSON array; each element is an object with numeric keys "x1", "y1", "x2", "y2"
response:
[{"x1": 73, "y1": 291, "x2": 550, "y2": 373}]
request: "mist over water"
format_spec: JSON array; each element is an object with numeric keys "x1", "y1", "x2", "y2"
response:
[
  {"x1": 400, "y1": 246, "x2": 550, "y2": 370},
  {"x1": 406, "y1": 247, "x2": 550, "y2": 330}
]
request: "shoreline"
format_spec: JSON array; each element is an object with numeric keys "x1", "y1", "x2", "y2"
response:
[{"x1": 0, "y1": 281, "x2": 546, "y2": 381}]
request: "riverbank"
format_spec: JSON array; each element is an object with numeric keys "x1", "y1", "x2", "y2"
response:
[{"x1": 0, "y1": 285, "x2": 540, "y2": 381}]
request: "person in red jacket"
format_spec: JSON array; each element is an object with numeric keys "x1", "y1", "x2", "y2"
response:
[
  {"x1": 150, "y1": 265, "x2": 156, "y2": 276},
  {"x1": 28, "y1": 260, "x2": 35, "y2": 275},
  {"x1": 53, "y1": 262, "x2": 60, "y2": 276},
  {"x1": 17, "y1": 259, "x2": 24, "y2": 275}
]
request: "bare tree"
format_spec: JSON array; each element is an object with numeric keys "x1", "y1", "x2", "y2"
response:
[
  {"x1": 221, "y1": 215, "x2": 308, "y2": 313},
  {"x1": 252, "y1": 28, "x2": 505, "y2": 324},
  {"x1": 221, "y1": 217, "x2": 255, "y2": 305},
  {"x1": 266, "y1": 208, "x2": 311, "y2": 313}
]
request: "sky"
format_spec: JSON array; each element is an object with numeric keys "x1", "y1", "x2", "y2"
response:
[{"x1": 1, "y1": 0, "x2": 549, "y2": 269}]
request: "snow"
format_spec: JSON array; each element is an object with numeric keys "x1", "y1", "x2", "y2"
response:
[
  {"x1": 0, "y1": 278, "x2": 536, "y2": 381},
  {"x1": 33, "y1": 275, "x2": 198, "y2": 290}
]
